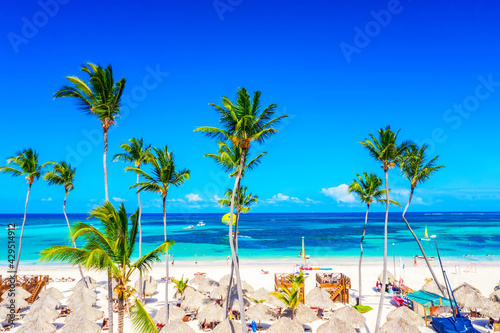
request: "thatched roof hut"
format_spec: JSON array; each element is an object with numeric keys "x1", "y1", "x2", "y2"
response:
[
  {"x1": 154, "y1": 304, "x2": 186, "y2": 324},
  {"x1": 453, "y1": 284, "x2": 489, "y2": 311},
  {"x1": 306, "y1": 287, "x2": 335, "y2": 310},
  {"x1": 267, "y1": 317, "x2": 304, "y2": 333},
  {"x1": 159, "y1": 320, "x2": 196, "y2": 333},
  {"x1": 198, "y1": 303, "x2": 225, "y2": 324},
  {"x1": 421, "y1": 279, "x2": 446, "y2": 296},
  {"x1": 212, "y1": 319, "x2": 240, "y2": 333},
  {"x1": 317, "y1": 317, "x2": 356, "y2": 333},
  {"x1": 378, "y1": 271, "x2": 397, "y2": 284},
  {"x1": 189, "y1": 274, "x2": 206, "y2": 287},
  {"x1": 380, "y1": 317, "x2": 420, "y2": 333},
  {"x1": 39, "y1": 287, "x2": 64, "y2": 300},
  {"x1": 210, "y1": 285, "x2": 229, "y2": 300},
  {"x1": 30, "y1": 295, "x2": 61, "y2": 310},
  {"x1": 181, "y1": 291, "x2": 210, "y2": 311},
  {"x1": 245, "y1": 303, "x2": 275, "y2": 326},
  {"x1": 65, "y1": 305, "x2": 103, "y2": 323},
  {"x1": 331, "y1": 305, "x2": 366, "y2": 329},
  {"x1": 198, "y1": 278, "x2": 220, "y2": 293},
  {"x1": 61, "y1": 318, "x2": 101, "y2": 333},
  {"x1": 282, "y1": 303, "x2": 317, "y2": 324},
  {"x1": 386, "y1": 306, "x2": 424, "y2": 326},
  {"x1": 23, "y1": 306, "x2": 59, "y2": 323},
  {"x1": 16, "y1": 320, "x2": 56, "y2": 333}
]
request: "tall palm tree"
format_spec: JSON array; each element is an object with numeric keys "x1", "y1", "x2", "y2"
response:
[
  {"x1": 348, "y1": 172, "x2": 400, "y2": 305},
  {"x1": 113, "y1": 138, "x2": 151, "y2": 301},
  {"x1": 0, "y1": 148, "x2": 50, "y2": 273},
  {"x1": 54, "y1": 62, "x2": 126, "y2": 202},
  {"x1": 55, "y1": 62, "x2": 126, "y2": 333},
  {"x1": 43, "y1": 161, "x2": 87, "y2": 285},
  {"x1": 195, "y1": 88, "x2": 287, "y2": 332},
  {"x1": 127, "y1": 146, "x2": 189, "y2": 325},
  {"x1": 399, "y1": 144, "x2": 445, "y2": 293},
  {"x1": 360, "y1": 126, "x2": 410, "y2": 333},
  {"x1": 40, "y1": 202, "x2": 173, "y2": 333}
]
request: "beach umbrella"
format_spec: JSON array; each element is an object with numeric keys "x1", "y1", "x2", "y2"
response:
[
  {"x1": 1, "y1": 287, "x2": 31, "y2": 300},
  {"x1": 174, "y1": 285, "x2": 196, "y2": 300},
  {"x1": 212, "y1": 319, "x2": 241, "y2": 333},
  {"x1": 189, "y1": 274, "x2": 206, "y2": 287},
  {"x1": 0, "y1": 306, "x2": 10, "y2": 321},
  {"x1": 453, "y1": 282, "x2": 481, "y2": 294},
  {"x1": 267, "y1": 317, "x2": 304, "y2": 333},
  {"x1": 331, "y1": 305, "x2": 366, "y2": 329},
  {"x1": 72, "y1": 277, "x2": 96, "y2": 291},
  {"x1": 198, "y1": 278, "x2": 220, "y2": 293},
  {"x1": 30, "y1": 294, "x2": 61, "y2": 310},
  {"x1": 421, "y1": 279, "x2": 446, "y2": 296},
  {"x1": 154, "y1": 304, "x2": 186, "y2": 324},
  {"x1": 490, "y1": 289, "x2": 500, "y2": 303},
  {"x1": 241, "y1": 281, "x2": 254, "y2": 295},
  {"x1": 16, "y1": 320, "x2": 56, "y2": 333},
  {"x1": 453, "y1": 285, "x2": 489, "y2": 311},
  {"x1": 23, "y1": 306, "x2": 59, "y2": 323},
  {"x1": 484, "y1": 301, "x2": 500, "y2": 321},
  {"x1": 61, "y1": 318, "x2": 101, "y2": 333},
  {"x1": 250, "y1": 288, "x2": 283, "y2": 308},
  {"x1": 245, "y1": 303, "x2": 276, "y2": 327},
  {"x1": 210, "y1": 285, "x2": 229, "y2": 300},
  {"x1": 0, "y1": 294, "x2": 29, "y2": 309},
  {"x1": 380, "y1": 317, "x2": 420, "y2": 333},
  {"x1": 282, "y1": 303, "x2": 317, "y2": 324},
  {"x1": 67, "y1": 293, "x2": 96, "y2": 309},
  {"x1": 228, "y1": 294, "x2": 252, "y2": 312},
  {"x1": 159, "y1": 320, "x2": 196, "y2": 333},
  {"x1": 69, "y1": 286, "x2": 97, "y2": 299},
  {"x1": 39, "y1": 287, "x2": 64, "y2": 300},
  {"x1": 218, "y1": 274, "x2": 231, "y2": 286},
  {"x1": 306, "y1": 287, "x2": 335, "y2": 310},
  {"x1": 65, "y1": 305, "x2": 103, "y2": 323},
  {"x1": 181, "y1": 291, "x2": 210, "y2": 311},
  {"x1": 386, "y1": 306, "x2": 424, "y2": 326},
  {"x1": 317, "y1": 318, "x2": 356, "y2": 333},
  {"x1": 198, "y1": 303, "x2": 225, "y2": 324},
  {"x1": 377, "y1": 271, "x2": 396, "y2": 284},
  {"x1": 229, "y1": 284, "x2": 253, "y2": 297},
  {"x1": 135, "y1": 275, "x2": 158, "y2": 296}
]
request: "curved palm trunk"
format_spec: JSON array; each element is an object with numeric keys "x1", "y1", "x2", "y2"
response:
[
  {"x1": 107, "y1": 271, "x2": 114, "y2": 333},
  {"x1": 403, "y1": 187, "x2": 446, "y2": 295},
  {"x1": 63, "y1": 191, "x2": 87, "y2": 286},
  {"x1": 13, "y1": 183, "x2": 32, "y2": 273},
  {"x1": 374, "y1": 170, "x2": 389, "y2": 333},
  {"x1": 102, "y1": 126, "x2": 113, "y2": 333},
  {"x1": 225, "y1": 181, "x2": 241, "y2": 312},
  {"x1": 137, "y1": 174, "x2": 143, "y2": 303},
  {"x1": 228, "y1": 151, "x2": 247, "y2": 333},
  {"x1": 163, "y1": 196, "x2": 170, "y2": 324},
  {"x1": 358, "y1": 204, "x2": 370, "y2": 305},
  {"x1": 118, "y1": 295, "x2": 124, "y2": 333}
]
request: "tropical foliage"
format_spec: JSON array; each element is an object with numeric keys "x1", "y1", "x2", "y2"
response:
[{"x1": 270, "y1": 271, "x2": 307, "y2": 318}]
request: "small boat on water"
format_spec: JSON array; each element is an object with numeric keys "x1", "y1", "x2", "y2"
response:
[
  {"x1": 183, "y1": 225, "x2": 194, "y2": 229},
  {"x1": 421, "y1": 225, "x2": 431, "y2": 241},
  {"x1": 197, "y1": 221, "x2": 206, "y2": 226}
]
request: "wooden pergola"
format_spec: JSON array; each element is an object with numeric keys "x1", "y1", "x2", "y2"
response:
[{"x1": 316, "y1": 273, "x2": 351, "y2": 304}]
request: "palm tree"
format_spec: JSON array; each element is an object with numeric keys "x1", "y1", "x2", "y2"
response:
[
  {"x1": 40, "y1": 202, "x2": 173, "y2": 333},
  {"x1": 399, "y1": 144, "x2": 445, "y2": 293},
  {"x1": 172, "y1": 276, "x2": 189, "y2": 297},
  {"x1": 348, "y1": 172, "x2": 400, "y2": 305},
  {"x1": 55, "y1": 62, "x2": 126, "y2": 333},
  {"x1": 270, "y1": 271, "x2": 306, "y2": 318},
  {"x1": 43, "y1": 161, "x2": 87, "y2": 285},
  {"x1": 0, "y1": 148, "x2": 50, "y2": 273},
  {"x1": 360, "y1": 126, "x2": 410, "y2": 333},
  {"x1": 127, "y1": 146, "x2": 189, "y2": 325},
  {"x1": 113, "y1": 138, "x2": 151, "y2": 301},
  {"x1": 195, "y1": 88, "x2": 287, "y2": 332},
  {"x1": 54, "y1": 62, "x2": 126, "y2": 202}
]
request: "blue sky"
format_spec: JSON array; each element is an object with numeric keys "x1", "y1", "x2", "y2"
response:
[{"x1": 1, "y1": 0, "x2": 500, "y2": 214}]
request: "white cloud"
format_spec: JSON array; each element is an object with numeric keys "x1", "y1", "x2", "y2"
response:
[
  {"x1": 89, "y1": 199, "x2": 96, "y2": 202},
  {"x1": 210, "y1": 195, "x2": 223, "y2": 203},
  {"x1": 41, "y1": 198, "x2": 52, "y2": 201},
  {"x1": 112, "y1": 197, "x2": 127, "y2": 202},
  {"x1": 185, "y1": 193, "x2": 203, "y2": 202},
  {"x1": 269, "y1": 193, "x2": 289, "y2": 203},
  {"x1": 291, "y1": 197, "x2": 303, "y2": 203},
  {"x1": 305, "y1": 198, "x2": 321, "y2": 204},
  {"x1": 321, "y1": 184, "x2": 356, "y2": 203}
]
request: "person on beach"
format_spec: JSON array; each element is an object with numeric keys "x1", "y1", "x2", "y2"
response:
[{"x1": 414, "y1": 257, "x2": 418, "y2": 266}]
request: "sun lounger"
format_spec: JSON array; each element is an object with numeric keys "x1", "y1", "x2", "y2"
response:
[{"x1": 261, "y1": 269, "x2": 269, "y2": 274}]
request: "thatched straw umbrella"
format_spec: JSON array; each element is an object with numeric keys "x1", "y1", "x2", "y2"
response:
[
  {"x1": 421, "y1": 279, "x2": 446, "y2": 296},
  {"x1": 181, "y1": 291, "x2": 210, "y2": 312},
  {"x1": 245, "y1": 303, "x2": 275, "y2": 327},
  {"x1": 189, "y1": 274, "x2": 207, "y2": 287},
  {"x1": 210, "y1": 285, "x2": 229, "y2": 300},
  {"x1": 198, "y1": 303, "x2": 225, "y2": 324},
  {"x1": 67, "y1": 293, "x2": 96, "y2": 309},
  {"x1": 306, "y1": 287, "x2": 335, "y2": 310},
  {"x1": 484, "y1": 301, "x2": 500, "y2": 321},
  {"x1": 61, "y1": 318, "x2": 101, "y2": 333},
  {"x1": 65, "y1": 305, "x2": 103, "y2": 323},
  {"x1": 380, "y1": 317, "x2": 420, "y2": 333},
  {"x1": 267, "y1": 317, "x2": 304, "y2": 333},
  {"x1": 453, "y1": 285, "x2": 489, "y2": 311},
  {"x1": 0, "y1": 306, "x2": 9, "y2": 321},
  {"x1": 23, "y1": 306, "x2": 59, "y2": 323},
  {"x1": 317, "y1": 318, "x2": 356, "y2": 333},
  {"x1": 38, "y1": 287, "x2": 64, "y2": 300},
  {"x1": 213, "y1": 319, "x2": 241, "y2": 333},
  {"x1": 331, "y1": 305, "x2": 366, "y2": 329},
  {"x1": 1, "y1": 287, "x2": 31, "y2": 300},
  {"x1": 386, "y1": 306, "x2": 424, "y2": 326},
  {"x1": 69, "y1": 286, "x2": 97, "y2": 300},
  {"x1": 72, "y1": 277, "x2": 96, "y2": 291},
  {"x1": 454, "y1": 282, "x2": 481, "y2": 294},
  {"x1": 228, "y1": 294, "x2": 252, "y2": 312},
  {"x1": 135, "y1": 275, "x2": 158, "y2": 296},
  {"x1": 282, "y1": 303, "x2": 317, "y2": 324},
  {"x1": 198, "y1": 278, "x2": 220, "y2": 293},
  {"x1": 490, "y1": 289, "x2": 500, "y2": 303},
  {"x1": 0, "y1": 294, "x2": 29, "y2": 309},
  {"x1": 218, "y1": 274, "x2": 231, "y2": 286},
  {"x1": 378, "y1": 271, "x2": 396, "y2": 284},
  {"x1": 154, "y1": 304, "x2": 186, "y2": 324},
  {"x1": 16, "y1": 320, "x2": 56, "y2": 333},
  {"x1": 30, "y1": 295, "x2": 61, "y2": 310},
  {"x1": 174, "y1": 285, "x2": 196, "y2": 300},
  {"x1": 159, "y1": 320, "x2": 196, "y2": 333}
]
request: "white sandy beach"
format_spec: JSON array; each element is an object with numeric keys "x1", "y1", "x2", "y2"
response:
[{"x1": 2, "y1": 258, "x2": 499, "y2": 332}]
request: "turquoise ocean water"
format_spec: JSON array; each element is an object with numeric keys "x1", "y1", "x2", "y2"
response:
[{"x1": 0, "y1": 212, "x2": 498, "y2": 266}]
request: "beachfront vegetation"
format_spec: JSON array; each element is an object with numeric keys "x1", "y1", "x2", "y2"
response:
[
  {"x1": 360, "y1": 126, "x2": 410, "y2": 333},
  {"x1": 0, "y1": 148, "x2": 51, "y2": 273},
  {"x1": 126, "y1": 146, "x2": 189, "y2": 325},
  {"x1": 399, "y1": 143, "x2": 445, "y2": 293},
  {"x1": 271, "y1": 271, "x2": 307, "y2": 318},
  {"x1": 40, "y1": 202, "x2": 173, "y2": 333},
  {"x1": 196, "y1": 87, "x2": 287, "y2": 332},
  {"x1": 113, "y1": 138, "x2": 151, "y2": 302},
  {"x1": 172, "y1": 275, "x2": 190, "y2": 297},
  {"x1": 348, "y1": 172, "x2": 400, "y2": 305}
]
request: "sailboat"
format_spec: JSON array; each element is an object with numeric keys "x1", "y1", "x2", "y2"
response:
[
  {"x1": 299, "y1": 237, "x2": 310, "y2": 260},
  {"x1": 421, "y1": 226, "x2": 431, "y2": 241}
]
